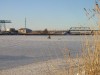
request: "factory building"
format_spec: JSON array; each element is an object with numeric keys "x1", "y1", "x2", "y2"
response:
[{"x1": 18, "y1": 28, "x2": 32, "y2": 34}]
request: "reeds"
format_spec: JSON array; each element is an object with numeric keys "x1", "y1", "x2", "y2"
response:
[
  {"x1": 66, "y1": 32, "x2": 100, "y2": 75},
  {"x1": 81, "y1": 32, "x2": 100, "y2": 75}
]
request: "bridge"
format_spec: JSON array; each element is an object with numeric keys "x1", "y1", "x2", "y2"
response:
[{"x1": 68, "y1": 27, "x2": 93, "y2": 35}]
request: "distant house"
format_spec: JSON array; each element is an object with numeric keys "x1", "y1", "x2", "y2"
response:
[
  {"x1": 42, "y1": 28, "x2": 49, "y2": 34},
  {"x1": 18, "y1": 28, "x2": 32, "y2": 34}
]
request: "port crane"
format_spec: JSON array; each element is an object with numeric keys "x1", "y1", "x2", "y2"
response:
[{"x1": 0, "y1": 20, "x2": 11, "y2": 31}]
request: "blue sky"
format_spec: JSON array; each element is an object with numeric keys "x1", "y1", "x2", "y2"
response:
[{"x1": 0, "y1": 0, "x2": 96, "y2": 30}]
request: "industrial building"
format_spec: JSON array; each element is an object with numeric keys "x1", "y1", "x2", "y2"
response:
[{"x1": 18, "y1": 28, "x2": 32, "y2": 34}]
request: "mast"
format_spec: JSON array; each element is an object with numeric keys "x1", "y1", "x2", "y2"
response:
[{"x1": 25, "y1": 17, "x2": 26, "y2": 28}]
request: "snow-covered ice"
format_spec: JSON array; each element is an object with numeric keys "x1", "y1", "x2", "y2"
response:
[{"x1": 0, "y1": 35, "x2": 93, "y2": 75}]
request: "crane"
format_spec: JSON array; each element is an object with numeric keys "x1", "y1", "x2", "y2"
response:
[{"x1": 0, "y1": 20, "x2": 11, "y2": 31}]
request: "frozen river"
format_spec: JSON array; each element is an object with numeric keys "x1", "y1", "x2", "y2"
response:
[{"x1": 0, "y1": 35, "x2": 93, "y2": 70}]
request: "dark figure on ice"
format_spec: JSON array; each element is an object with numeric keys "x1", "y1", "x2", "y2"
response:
[{"x1": 48, "y1": 34, "x2": 51, "y2": 39}]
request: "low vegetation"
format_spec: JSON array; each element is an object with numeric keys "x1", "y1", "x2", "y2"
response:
[{"x1": 66, "y1": 32, "x2": 100, "y2": 75}]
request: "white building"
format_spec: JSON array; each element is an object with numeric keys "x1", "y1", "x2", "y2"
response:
[{"x1": 18, "y1": 28, "x2": 32, "y2": 34}]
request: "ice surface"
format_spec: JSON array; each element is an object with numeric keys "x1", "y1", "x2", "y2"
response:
[{"x1": 0, "y1": 35, "x2": 93, "y2": 70}]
